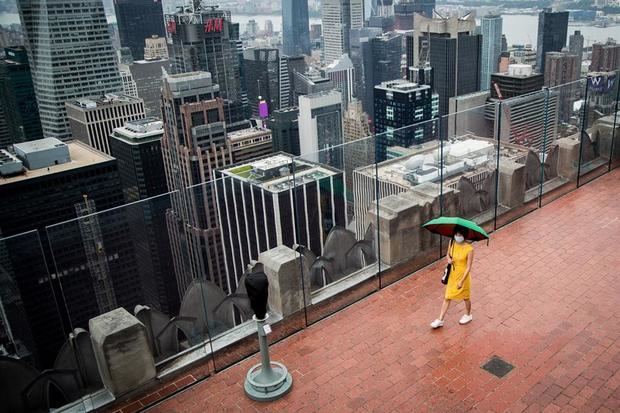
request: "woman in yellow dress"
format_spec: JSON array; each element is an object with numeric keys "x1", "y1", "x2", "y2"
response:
[{"x1": 431, "y1": 225, "x2": 474, "y2": 328}]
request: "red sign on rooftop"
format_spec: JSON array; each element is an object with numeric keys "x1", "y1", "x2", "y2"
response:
[{"x1": 204, "y1": 18, "x2": 224, "y2": 33}]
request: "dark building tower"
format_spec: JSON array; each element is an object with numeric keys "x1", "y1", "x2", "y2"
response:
[
  {"x1": 394, "y1": 0, "x2": 435, "y2": 30},
  {"x1": 491, "y1": 65, "x2": 544, "y2": 99},
  {"x1": 373, "y1": 79, "x2": 439, "y2": 161},
  {"x1": 17, "y1": 0, "x2": 122, "y2": 140},
  {"x1": 243, "y1": 48, "x2": 280, "y2": 117},
  {"x1": 282, "y1": 0, "x2": 311, "y2": 56},
  {"x1": 114, "y1": 0, "x2": 165, "y2": 61},
  {"x1": 359, "y1": 32, "x2": 402, "y2": 119},
  {"x1": 166, "y1": 6, "x2": 247, "y2": 124},
  {"x1": 109, "y1": 119, "x2": 179, "y2": 315},
  {"x1": 0, "y1": 138, "x2": 139, "y2": 366},
  {"x1": 0, "y1": 46, "x2": 43, "y2": 148},
  {"x1": 536, "y1": 8, "x2": 569, "y2": 74},
  {"x1": 268, "y1": 107, "x2": 301, "y2": 155}
]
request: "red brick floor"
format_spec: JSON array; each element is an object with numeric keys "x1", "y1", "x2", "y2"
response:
[{"x1": 147, "y1": 169, "x2": 620, "y2": 413}]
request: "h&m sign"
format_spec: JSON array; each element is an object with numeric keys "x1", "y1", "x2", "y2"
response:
[{"x1": 204, "y1": 18, "x2": 224, "y2": 33}]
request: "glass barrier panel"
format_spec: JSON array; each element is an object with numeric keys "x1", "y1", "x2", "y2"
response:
[
  {"x1": 540, "y1": 78, "x2": 587, "y2": 206},
  {"x1": 45, "y1": 191, "x2": 214, "y2": 405},
  {"x1": 372, "y1": 119, "x2": 443, "y2": 287},
  {"x1": 578, "y1": 72, "x2": 618, "y2": 185},
  {"x1": 441, "y1": 101, "x2": 498, "y2": 235},
  {"x1": 210, "y1": 163, "x2": 306, "y2": 370},
  {"x1": 0, "y1": 230, "x2": 79, "y2": 412},
  {"x1": 292, "y1": 133, "x2": 380, "y2": 325},
  {"x1": 495, "y1": 89, "x2": 549, "y2": 228},
  {"x1": 611, "y1": 70, "x2": 620, "y2": 171}
]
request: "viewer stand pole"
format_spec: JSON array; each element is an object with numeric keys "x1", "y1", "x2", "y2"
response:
[{"x1": 244, "y1": 313, "x2": 293, "y2": 401}]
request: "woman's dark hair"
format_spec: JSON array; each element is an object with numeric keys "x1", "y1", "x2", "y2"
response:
[{"x1": 453, "y1": 225, "x2": 469, "y2": 238}]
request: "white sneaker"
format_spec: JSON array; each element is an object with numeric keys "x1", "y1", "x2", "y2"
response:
[
  {"x1": 459, "y1": 314, "x2": 473, "y2": 325},
  {"x1": 430, "y1": 319, "x2": 444, "y2": 329}
]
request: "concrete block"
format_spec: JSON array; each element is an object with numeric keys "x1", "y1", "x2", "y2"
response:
[
  {"x1": 556, "y1": 137, "x2": 580, "y2": 181},
  {"x1": 89, "y1": 307, "x2": 156, "y2": 396},
  {"x1": 499, "y1": 160, "x2": 526, "y2": 208},
  {"x1": 259, "y1": 245, "x2": 309, "y2": 318}
]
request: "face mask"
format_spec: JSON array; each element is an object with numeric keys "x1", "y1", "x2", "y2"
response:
[{"x1": 454, "y1": 235, "x2": 465, "y2": 244}]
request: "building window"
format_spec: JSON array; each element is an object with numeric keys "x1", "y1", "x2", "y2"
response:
[{"x1": 386, "y1": 106, "x2": 394, "y2": 121}]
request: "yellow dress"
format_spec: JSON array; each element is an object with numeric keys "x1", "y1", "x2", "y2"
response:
[{"x1": 445, "y1": 242, "x2": 473, "y2": 300}]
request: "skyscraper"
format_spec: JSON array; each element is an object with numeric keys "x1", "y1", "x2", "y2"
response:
[
  {"x1": 0, "y1": 46, "x2": 43, "y2": 148},
  {"x1": 373, "y1": 79, "x2": 439, "y2": 161},
  {"x1": 412, "y1": 13, "x2": 482, "y2": 118},
  {"x1": 114, "y1": 0, "x2": 165, "y2": 61},
  {"x1": 298, "y1": 90, "x2": 344, "y2": 168},
  {"x1": 536, "y1": 8, "x2": 569, "y2": 73},
  {"x1": 166, "y1": 6, "x2": 247, "y2": 124},
  {"x1": 225, "y1": 122, "x2": 273, "y2": 163},
  {"x1": 66, "y1": 94, "x2": 146, "y2": 155},
  {"x1": 160, "y1": 71, "x2": 230, "y2": 295},
  {"x1": 243, "y1": 48, "x2": 280, "y2": 117},
  {"x1": 394, "y1": 0, "x2": 435, "y2": 30},
  {"x1": 480, "y1": 14, "x2": 503, "y2": 90},
  {"x1": 590, "y1": 41, "x2": 620, "y2": 72},
  {"x1": 18, "y1": 0, "x2": 122, "y2": 140},
  {"x1": 109, "y1": 118, "x2": 179, "y2": 315},
  {"x1": 268, "y1": 107, "x2": 301, "y2": 156},
  {"x1": 569, "y1": 30, "x2": 584, "y2": 61},
  {"x1": 282, "y1": 0, "x2": 311, "y2": 56},
  {"x1": 144, "y1": 35, "x2": 169, "y2": 60},
  {"x1": 324, "y1": 54, "x2": 355, "y2": 108},
  {"x1": 544, "y1": 52, "x2": 580, "y2": 122},
  {"x1": 127, "y1": 59, "x2": 171, "y2": 118},
  {"x1": 322, "y1": 0, "x2": 365, "y2": 64}
]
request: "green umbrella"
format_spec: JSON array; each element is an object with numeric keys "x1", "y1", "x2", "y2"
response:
[{"x1": 423, "y1": 216, "x2": 489, "y2": 241}]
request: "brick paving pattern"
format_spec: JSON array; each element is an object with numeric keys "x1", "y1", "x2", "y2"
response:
[{"x1": 145, "y1": 169, "x2": 620, "y2": 412}]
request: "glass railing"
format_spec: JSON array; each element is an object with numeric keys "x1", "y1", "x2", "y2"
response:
[{"x1": 1, "y1": 72, "x2": 619, "y2": 412}]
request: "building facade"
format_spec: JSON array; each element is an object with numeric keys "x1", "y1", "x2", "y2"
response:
[
  {"x1": 128, "y1": 59, "x2": 171, "y2": 118},
  {"x1": 268, "y1": 107, "x2": 301, "y2": 156},
  {"x1": 166, "y1": 7, "x2": 247, "y2": 124},
  {"x1": 282, "y1": 0, "x2": 311, "y2": 56},
  {"x1": 536, "y1": 8, "x2": 569, "y2": 73},
  {"x1": 299, "y1": 91, "x2": 344, "y2": 169},
  {"x1": 114, "y1": 0, "x2": 165, "y2": 61},
  {"x1": 569, "y1": 30, "x2": 584, "y2": 61},
  {"x1": 66, "y1": 94, "x2": 146, "y2": 155},
  {"x1": 18, "y1": 0, "x2": 122, "y2": 140},
  {"x1": 160, "y1": 71, "x2": 232, "y2": 296},
  {"x1": 480, "y1": 14, "x2": 503, "y2": 91},
  {"x1": 324, "y1": 54, "x2": 355, "y2": 108},
  {"x1": 226, "y1": 124, "x2": 273, "y2": 163},
  {"x1": 144, "y1": 35, "x2": 169, "y2": 60},
  {"x1": 373, "y1": 79, "x2": 439, "y2": 161},
  {"x1": 109, "y1": 118, "x2": 179, "y2": 315},
  {"x1": 590, "y1": 41, "x2": 620, "y2": 72},
  {"x1": 321, "y1": 0, "x2": 365, "y2": 64},
  {"x1": 491, "y1": 64, "x2": 544, "y2": 99},
  {"x1": 544, "y1": 52, "x2": 580, "y2": 122},
  {"x1": 0, "y1": 46, "x2": 43, "y2": 148},
  {"x1": 243, "y1": 48, "x2": 280, "y2": 117}
]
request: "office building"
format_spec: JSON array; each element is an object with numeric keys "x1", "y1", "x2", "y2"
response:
[
  {"x1": 144, "y1": 35, "x2": 168, "y2": 60},
  {"x1": 359, "y1": 31, "x2": 402, "y2": 117},
  {"x1": 408, "y1": 65, "x2": 434, "y2": 87},
  {"x1": 278, "y1": 55, "x2": 303, "y2": 111},
  {"x1": 160, "y1": 71, "x2": 231, "y2": 295},
  {"x1": 343, "y1": 99, "x2": 374, "y2": 199},
  {"x1": 118, "y1": 47, "x2": 134, "y2": 65},
  {"x1": 226, "y1": 124, "x2": 273, "y2": 163},
  {"x1": 321, "y1": 0, "x2": 365, "y2": 64},
  {"x1": 119, "y1": 65, "x2": 139, "y2": 99},
  {"x1": 268, "y1": 107, "x2": 301, "y2": 156},
  {"x1": 282, "y1": 0, "x2": 311, "y2": 56},
  {"x1": 310, "y1": 24, "x2": 322, "y2": 43},
  {"x1": 491, "y1": 64, "x2": 544, "y2": 99},
  {"x1": 324, "y1": 54, "x2": 355, "y2": 107},
  {"x1": 368, "y1": 15, "x2": 396, "y2": 33},
  {"x1": 66, "y1": 94, "x2": 146, "y2": 155},
  {"x1": 412, "y1": 13, "x2": 481, "y2": 118},
  {"x1": 109, "y1": 119, "x2": 179, "y2": 315},
  {"x1": 480, "y1": 14, "x2": 503, "y2": 90},
  {"x1": 0, "y1": 46, "x2": 43, "y2": 148},
  {"x1": 114, "y1": 0, "x2": 165, "y2": 61},
  {"x1": 243, "y1": 48, "x2": 280, "y2": 117},
  {"x1": 394, "y1": 0, "x2": 435, "y2": 30},
  {"x1": 348, "y1": 27, "x2": 382, "y2": 100},
  {"x1": 214, "y1": 154, "x2": 346, "y2": 289},
  {"x1": 0, "y1": 138, "x2": 139, "y2": 367},
  {"x1": 128, "y1": 59, "x2": 171, "y2": 118},
  {"x1": 510, "y1": 44, "x2": 537, "y2": 67},
  {"x1": 298, "y1": 90, "x2": 344, "y2": 169},
  {"x1": 373, "y1": 79, "x2": 439, "y2": 161},
  {"x1": 166, "y1": 6, "x2": 247, "y2": 124},
  {"x1": 293, "y1": 69, "x2": 335, "y2": 105},
  {"x1": 590, "y1": 41, "x2": 620, "y2": 72},
  {"x1": 569, "y1": 30, "x2": 584, "y2": 61},
  {"x1": 17, "y1": 0, "x2": 122, "y2": 140},
  {"x1": 536, "y1": 8, "x2": 569, "y2": 73},
  {"x1": 544, "y1": 52, "x2": 580, "y2": 122}
]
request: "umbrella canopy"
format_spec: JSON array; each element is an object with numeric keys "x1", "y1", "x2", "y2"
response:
[{"x1": 423, "y1": 216, "x2": 489, "y2": 241}]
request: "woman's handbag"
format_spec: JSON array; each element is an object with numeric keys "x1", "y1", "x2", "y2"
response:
[{"x1": 441, "y1": 241, "x2": 453, "y2": 285}]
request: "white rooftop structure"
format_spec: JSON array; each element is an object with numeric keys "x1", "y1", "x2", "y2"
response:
[{"x1": 508, "y1": 64, "x2": 534, "y2": 77}]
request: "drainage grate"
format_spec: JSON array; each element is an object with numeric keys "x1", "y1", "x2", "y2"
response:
[{"x1": 481, "y1": 356, "x2": 514, "y2": 378}]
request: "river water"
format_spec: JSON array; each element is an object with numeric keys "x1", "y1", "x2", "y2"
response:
[{"x1": 1, "y1": 12, "x2": 619, "y2": 46}]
